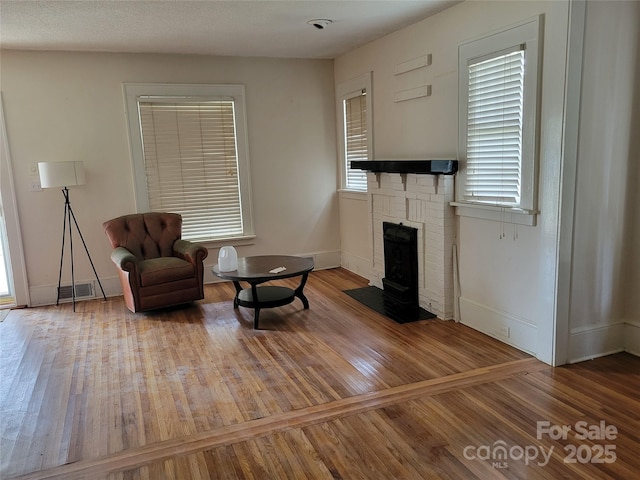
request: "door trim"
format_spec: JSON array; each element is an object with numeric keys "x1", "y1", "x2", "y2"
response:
[{"x1": 1, "y1": 93, "x2": 30, "y2": 307}]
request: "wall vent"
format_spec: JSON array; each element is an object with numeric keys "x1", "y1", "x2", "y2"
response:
[{"x1": 58, "y1": 282, "x2": 95, "y2": 300}]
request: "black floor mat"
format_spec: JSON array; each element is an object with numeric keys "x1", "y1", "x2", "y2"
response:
[{"x1": 343, "y1": 286, "x2": 436, "y2": 324}]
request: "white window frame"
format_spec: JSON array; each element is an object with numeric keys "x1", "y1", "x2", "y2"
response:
[
  {"x1": 337, "y1": 72, "x2": 373, "y2": 193},
  {"x1": 454, "y1": 17, "x2": 542, "y2": 226},
  {"x1": 123, "y1": 83, "x2": 254, "y2": 244}
]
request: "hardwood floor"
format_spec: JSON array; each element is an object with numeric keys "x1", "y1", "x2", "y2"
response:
[{"x1": 1, "y1": 268, "x2": 638, "y2": 479}]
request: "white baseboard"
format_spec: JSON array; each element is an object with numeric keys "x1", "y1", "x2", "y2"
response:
[
  {"x1": 30, "y1": 250, "x2": 342, "y2": 307},
  {"x1": 624, "y1": 320, "x2": 640, "y2": 357},
  {"x1": 568, "y1": 322, "x2": 626, "y2": 363},
  {"x1": 29, "y1": 276, "x2": 122, "y2": 307},
  {"x1": 459, "y1": 296, "x2": 537, "y2": 355},
  {"x1": 340, "y1": 251, "x2": 373, "y2": 280},
  {"x1": 310, "y1": 250, "x2": 342, "y2": 270}
]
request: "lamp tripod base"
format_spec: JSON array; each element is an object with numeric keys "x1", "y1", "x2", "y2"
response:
[{"x1": 57, "y1": 187, "x2": 107, "y2": 311}]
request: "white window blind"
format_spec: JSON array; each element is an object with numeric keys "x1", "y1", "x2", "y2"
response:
[
  {"x1": 343, "y1": 90, "x2": 368, "y2": 191},
  {"x1": 465, "y1": 47, "x2": 525, "y2": 206},
  {"x1": 138, "y1": 100, "x2": 243, "y2": 240}
]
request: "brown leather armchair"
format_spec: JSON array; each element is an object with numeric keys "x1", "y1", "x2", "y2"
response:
[{"x1": 103, "y1": 212, "x2": 208, "y2": 312}]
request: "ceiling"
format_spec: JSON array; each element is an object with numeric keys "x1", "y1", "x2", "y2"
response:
[{"x1": 0, "y1": 0, "x2": 459, "y2": 59}]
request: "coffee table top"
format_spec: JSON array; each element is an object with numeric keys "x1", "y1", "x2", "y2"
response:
[{"x1": 212, "y1": 255, "x2": 314, "y2": 282}]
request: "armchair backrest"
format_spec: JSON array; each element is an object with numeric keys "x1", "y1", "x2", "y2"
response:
[{"x1": 103, "y1": 212, "x2": 182, "y2": 260}]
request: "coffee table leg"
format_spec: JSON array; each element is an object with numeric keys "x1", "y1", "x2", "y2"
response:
[
  {"x1": 251, "y1": 283, "x2": 261, "y2": 329},
  {"x1": 232, "y1": 281, "x2": 242, "y2": 308},
  {"x1": 295, "y1": 272, "x2": 310, "y2": 309}
]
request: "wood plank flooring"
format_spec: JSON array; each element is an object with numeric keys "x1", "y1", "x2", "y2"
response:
[{"x1": 1, "y1": 268, "x2": 638, "y2": 479}]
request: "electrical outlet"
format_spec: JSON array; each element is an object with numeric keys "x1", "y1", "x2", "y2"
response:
[
  {"x1": 499, "y1": 326, "x2": 510, "y2": 338},
  {"x1": 30, "y1": 180, "x2": 42, "y2": 192}
]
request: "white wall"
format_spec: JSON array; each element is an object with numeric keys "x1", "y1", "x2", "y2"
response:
[
  {"x1": 335, "y1": 0, "x2": 571, "y2": 364},
  {"x1": 567, "y1": 0, "x2": 640, "y2": 361},
  {"x1": 0, "y1": 51, "x2": 340, "y2": 305},
  {"x1": 338, "y1": 191, "x2": 372, "y2": 277}
]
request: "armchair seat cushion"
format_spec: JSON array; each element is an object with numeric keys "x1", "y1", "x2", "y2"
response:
[{"x1": 139, "y1": 257, "x2": 195, "y2": 287}]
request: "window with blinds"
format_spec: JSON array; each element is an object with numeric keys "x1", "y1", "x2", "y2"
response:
[
  {"x1": 465, "y1": 47, "x2": 524, "y2": 206},
  {"x1": 124, "y1": 83, "x2": 254, "y2": 243},
  {"x1": 343, "y1": 91, "x2": 368, "y2": 191},
  {"x1": 456, "y1": 17, "x2": 541, "y2": 223},
  {"x1": 138, "y1": 100, "x2": 242, "y2": 240}
]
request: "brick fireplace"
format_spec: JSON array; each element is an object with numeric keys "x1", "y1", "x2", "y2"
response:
[{"x1": 364, "y1": 171, "x2": 456, "y2": 320}]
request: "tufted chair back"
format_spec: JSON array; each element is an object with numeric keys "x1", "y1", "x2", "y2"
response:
[{"x1": 103, "y1": 212, "x2": 183, "y2": 260}]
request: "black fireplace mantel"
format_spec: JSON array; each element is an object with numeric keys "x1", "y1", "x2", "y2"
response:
[{"x1": 351, "y1": 160, "x2": 458, "y2": 175}]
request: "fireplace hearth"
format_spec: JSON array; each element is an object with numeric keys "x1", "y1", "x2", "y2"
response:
[{"x1": 343, "y1": 285, "x2": 435, "y2": 324}]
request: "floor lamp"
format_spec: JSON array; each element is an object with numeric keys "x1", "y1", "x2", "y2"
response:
[{"x1": 38, "y1": 161, "x2": 106, "y2": 311}]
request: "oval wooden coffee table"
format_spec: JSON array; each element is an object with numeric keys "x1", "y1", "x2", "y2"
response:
[{"x1": 212, "y1": 255, "x2": 314, "y2": 329}]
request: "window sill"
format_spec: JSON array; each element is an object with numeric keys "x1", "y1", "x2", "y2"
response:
[
  {"x1": 198, "y1": 234, "x2": 257, "y2": 249},
  {"x1": 338, "y1": 189, "x2": 368, "y2": 200},
  {"x1": 451, "y1": 202, "x2": 537, "y2": 226}
]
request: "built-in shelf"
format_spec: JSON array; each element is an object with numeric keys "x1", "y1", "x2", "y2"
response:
[
  {"x1": 394, "y1": 85, "x2": 431, "y2": 102},
  {"x1": 394, "y1": 54, "x2": 432, "y2": 75},
  {"x1": 351, "y1": 160, "x2": 458, "y2": 175}
]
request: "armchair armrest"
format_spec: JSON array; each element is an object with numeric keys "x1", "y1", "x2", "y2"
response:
[
  {"x1": 173, "y1": 239, "x2": 209, "y2": 264},
  {"x1": 111, "y1": 247, "x2": 139, "y2": 273}
]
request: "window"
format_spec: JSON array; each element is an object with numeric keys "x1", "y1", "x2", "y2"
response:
[
  {"x1": 343, "y1": 92, "x2": 368, "y2": 191},
  {"x1": 124, "y1": 84, "x2": 254, "y2": 242},
  {"x1": 337, "y1": 73, "x2": 373, "y2": 192},
  {"x1": 455, "y1": 17, "x2": 542, "y2": 225}
]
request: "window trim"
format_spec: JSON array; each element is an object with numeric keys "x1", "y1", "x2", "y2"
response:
[
  {"x1": 123, "y1": 83, "x2": 254, "y2": 243},
  {"x1": 336, "y1": 72, "x2": 373, "y2": 192},
  {"x1": 455, "y1": 16, "x2": 543, "y2": 224}
]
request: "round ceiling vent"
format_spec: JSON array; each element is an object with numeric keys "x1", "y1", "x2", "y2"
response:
[{"x1": 307, "y1": 19, "x2": 332, "y2": 30}]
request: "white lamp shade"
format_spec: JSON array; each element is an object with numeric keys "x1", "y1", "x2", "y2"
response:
[{"x1": 38, "y1": 161, "x2": 86, "y2": 188}]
